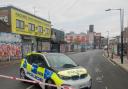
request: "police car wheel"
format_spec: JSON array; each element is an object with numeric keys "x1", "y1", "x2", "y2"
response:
[
  {"x1": 20, "y1": 69, "x2": 26, "y2": 79},
  {"x1": 45, "y1": 79, "x2": 56, "y2": 89}
]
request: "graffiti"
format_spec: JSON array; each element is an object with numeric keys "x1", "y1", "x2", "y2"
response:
[
  {"x1": 0, "y1": 32, "x2": 22, "y2": 60},
  {"x1": 0, "y1": 43, "x2": 21, "y2": 58}
]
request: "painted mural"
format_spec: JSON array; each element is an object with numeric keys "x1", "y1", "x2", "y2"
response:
[
  {"x1": 0, "y1": 43, "x2": 21, "y2": 58},
  {"x1": 0, "y1": 32, "x2": 21, "y2": 60}
]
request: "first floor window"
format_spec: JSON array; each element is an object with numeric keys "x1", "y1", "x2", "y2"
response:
[
  {"x1": 28, "y1": 23, "x2": 35, "y2": 31},
  {"x1": 38, "y1": 26, "x2": 43, "y2": 32},
  {"x1": 46, "y1": 28, "x2": 49, "y2": 34},
  {"x1": 16, "y1": 19, "x2": 24, "y2": 29}
]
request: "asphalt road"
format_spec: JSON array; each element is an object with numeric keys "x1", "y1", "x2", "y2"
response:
[{"x1": 0, "y1": 50, "x2": 128, "y2": 89}]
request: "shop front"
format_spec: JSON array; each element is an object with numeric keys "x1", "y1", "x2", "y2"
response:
[
  {"x1": 21, "y1": 35, "x2": 37, "y2": 56},
  {"x1": 37, "y1": 37, "x2": 51, "y2": 52}
]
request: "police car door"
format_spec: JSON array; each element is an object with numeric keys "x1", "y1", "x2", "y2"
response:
[
  {"x1": 31, "y1": 54, "x2": 39, "y2": 79},
  {"x1": 36, "y1": 55, "x2": 47, "y2": 81}
]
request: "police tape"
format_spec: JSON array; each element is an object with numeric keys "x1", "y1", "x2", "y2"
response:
[{"x1": 0, "y1": 74, "x2": 71, "y2": 89}]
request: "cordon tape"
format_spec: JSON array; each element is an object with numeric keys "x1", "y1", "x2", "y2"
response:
[{"x1": 0, "y1": 74, "x2": 71, "y2": 89}]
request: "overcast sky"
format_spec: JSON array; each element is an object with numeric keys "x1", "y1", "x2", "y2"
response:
[{"x1": 0, "y1": 0, "x2": 128, "y2": 37}]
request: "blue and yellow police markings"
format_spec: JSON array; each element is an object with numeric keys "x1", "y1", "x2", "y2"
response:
[
  {"x1": 37, "y1": 67, "x2": 45, "y2": 78},
  {"x1": 26, "y1": 68, "x2": 53, "y2": 82},
  {"x1": 44, "y1": 69, "x2": 53, "y2": 79},
  {"x1": 27, "y1": 72, "x2": 43, "y2": 81},
  {"x1": 23, "y1": 59, "x2": 27, "y2": 68},
  {"x1": 31, "y1": 64, "x2": 38, "y2": 74},
  {"x1": 21, "y1": 58, "x2": 63, "y2": 86},
  {"x1": 30, "y1": 64, "x2": 45, "y2": 81}
]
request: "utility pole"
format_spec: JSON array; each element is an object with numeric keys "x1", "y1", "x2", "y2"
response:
[
  {"x1": 107, "y1": 31, "x2": 109, "y2": 57},
  {"x1": 120, "y1": 9, "x2": 124, "y2": 64},
  {"x1": 105, "y1": 8, "x2": 124, "y2": 64}
]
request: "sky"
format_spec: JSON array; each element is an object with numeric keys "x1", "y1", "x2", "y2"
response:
[{"x1": 0, "y1": 0, "x2": 128, "y2": 37}]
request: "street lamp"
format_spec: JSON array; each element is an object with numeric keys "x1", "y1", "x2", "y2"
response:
[
  {"x1": 105, "y1": 8, "x2": 124, "y2": 64},
  {"x1": 106, "y1": 31, "x2": 109, "y2": 57}
]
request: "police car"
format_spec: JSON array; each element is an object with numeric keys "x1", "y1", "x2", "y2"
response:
[{"x1": 20, "y1": 52, "x2": 92, "y2": 89}]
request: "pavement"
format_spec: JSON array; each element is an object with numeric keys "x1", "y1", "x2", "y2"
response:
[
  {"x1": 103, "y1": 50, "x2": 128, "y2": 72},
  {"x1": 0, "y1": 59, "x2": 21, "y2": 66}
]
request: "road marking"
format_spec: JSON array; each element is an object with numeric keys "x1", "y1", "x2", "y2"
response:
[
  {"x1": 105, "y1": 86, "x2": 108, "y2": 89},
  {"x1": 95, "y1": 67, "x2": 102, "y2": 73},
  {"x1": 97, "y1": 80, "x2": 103, "y2": 83},
  {"x1": 96, "y1": 74, "x2": 104, "y2": 83},
  {"x1": 102, "y1": 54, "x2": 116, "y2": 66},
  {"x1": 107, "y1": 58, "x2": 116, "y2": 66},
  {"x1": 101, "y1": 74, "x2": 104, "y2": 78},
  {"x1": 96, "y1": 76, "x2": 103, "y2": 82},
  {"x1": 102, "y1": 54, "x2": 107, "y2": 59},
  {"x1": 26, "y1": 85, "x2": 35, "y2": 89}
]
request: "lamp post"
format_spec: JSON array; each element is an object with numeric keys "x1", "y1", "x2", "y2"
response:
[
  {"x1": 105, "y1": 8, "x2": 124, "y2": 64},
  {"x1": 106, "y1": 31, "x2": 109, "y2": 57}
]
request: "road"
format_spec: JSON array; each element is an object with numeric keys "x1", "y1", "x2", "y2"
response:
[{"x1": 0, "y1": 50, "x2": 128, "y2": 89}]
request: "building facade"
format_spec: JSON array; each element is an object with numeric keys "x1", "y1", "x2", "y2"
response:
[
  {"x1": 0, "y1": 32, "x2": 21, "y2": 61},
  {"x1": 51, "y1": 28, "x2": 65, "y2": 53},
  {"x1": 65, "y1": 32, "x2": 88, "y2": 52},
  {"x1": 0, "y1": 6, "x2": 51, "y2": 56},
  {"x1": 94, "y1": 33, "x2": 101, "y2": 49},
  {"x1": 87, "y1": 25, "x2": 95, "y2": 49}
]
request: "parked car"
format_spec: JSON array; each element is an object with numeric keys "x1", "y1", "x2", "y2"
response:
[{"x1": 20, "y1": 52, "x2": 92, "y2": 89}]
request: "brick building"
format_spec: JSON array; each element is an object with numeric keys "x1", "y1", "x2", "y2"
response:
[{"x1": 65, "y1": 32, "x2": 88, "y2": 52}]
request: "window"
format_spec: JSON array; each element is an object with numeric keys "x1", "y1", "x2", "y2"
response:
[
  {"x1": 46, "y1": 28, "x2": 49, "y2": 34},
  {"x1": 27, "y1": 54, "x2": 47, "y2": 67},
  {"x1": 28, "y1": 23, "x2": 35, "y2": 31},
  {"x1": 38, "y1": 26, "x2": 43, "y2": 32},
  {"x1": 26, "y1": 54, "x2": 36, "y2": 64},
  {"x1": 35, "y1": 55, "x2": 48, "y2": 67},
  {"x1": 16, "y1": 19, "x2": 24, "y2": 29},
  {"x1": 45, "y1": 53, "x2": 77, "y2": 68}
]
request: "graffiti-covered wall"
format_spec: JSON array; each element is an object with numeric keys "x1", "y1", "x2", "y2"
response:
[
  {"x1": 0, "y1": 32, "x2": 21, "y2": 61},
  {"x1": 0, "y1": 43, "x2": 21, "y2": 57}
]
